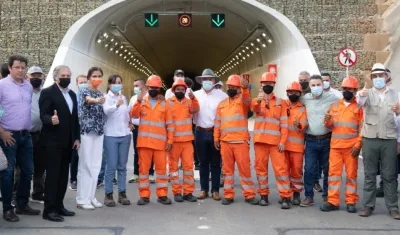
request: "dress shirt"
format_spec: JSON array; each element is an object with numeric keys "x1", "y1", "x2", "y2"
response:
[
  {"x1": 193, "y1": 88, "x2": 228, "y2": 128},
  {"x1": 58, "y1": 86, "x2": 73, "y2": 114},
  {"x1": 104, "y1": 90, "x2": 131, "y2": 137}
]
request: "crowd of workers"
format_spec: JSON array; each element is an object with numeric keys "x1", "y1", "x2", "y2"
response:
[{"x1": 0, "y1": 54, "x2": 399, "y2": 224}]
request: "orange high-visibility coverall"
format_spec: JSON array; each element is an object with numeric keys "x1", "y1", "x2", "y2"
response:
[
  {"x1": 324, "y1": 99, "x2": 363, "y2": 206},
  {"x1": 251, "y1": 95, "x2": 291, "y2": 198},
  {"x1": 130, "y1": 97, "x2": 174, "y2": 198},
  {"x1": 285, "y1": 100, "x2": 308, "y2": 193},
  {"x1": 167, "y1": 96, "x2": 199, "y2": 196},
  {"x1": 214, "y1": 88, "x2": 256, "y2": 199}
]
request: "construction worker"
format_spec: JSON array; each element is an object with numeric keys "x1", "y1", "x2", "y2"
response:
[
  {"x1": 167, "y1": 79, "x2": 200, "y2": 203},
  {"x1": 130, "y1": 75, "x2": 174, "y2": 206},
  {"x1": 320, "y1": 76, "x2": 363, "y2": 213},
  {"x1": 285, "y1": 81, "x2": 308, "y2": 205},
  {"x1": 214, "y1": 74, "x2": 258, "y2": 205},
  {"x1": 251, "y1": 72, "x2": 291, "y2": 209}
]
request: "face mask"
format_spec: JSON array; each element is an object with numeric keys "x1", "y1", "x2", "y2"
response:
[
  {"x1": 323, "y1": 81, "x2": 330, "y2": 89},
  {"x1": 311, "y1": 86, "x2": 323, "y2": 96},
  {"x1": 30, "y1": 78, "x2": 42, "y2": 88},
  {"x1": 343, "y1": 91, "x2": 354, "y2": 101},
  {"x1": 202, "y1": 81, "x2": 213, "y2": 91},
  {"x1": 263, "y1": 85, "x2": 274, "y2": 94},
  {"x1": 91, "y1": 78, "x2": 103, "y2": 87},
  {"x1": 134, "y1": 87, "x2": 140, "y2": 95},
  {"x1": 227, "y1": 89, "x2": 238, "y2": 98},
  {"x1": 110, "y1": 84, "x2": 122, "y2": 93},
  {"x1": 288, "y1": 94, "x2": 300, "y2": 103},
  {"x1": 148, "y1": 89, "x2": 159, "y2": 98},
  {"x1": 175, "y1": 92, "x2": 185, "y2": 100},
  {"x1": 78, "y1": 83, "x2": 88, "y2": 90},
  {"x1": 59, "y1": 77, "x2": 71, "y2": 88},
  {"x1": 373, "y1": 77, "x2": 386, "y2": 89},
  {"x1": 300, "y1": 81, "x2": 309, "y2": 90}
]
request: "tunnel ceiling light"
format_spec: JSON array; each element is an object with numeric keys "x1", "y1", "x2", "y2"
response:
[
  {"x1": 247, "y1": 54, "x2": 250, "y2": 57},
  {"x1": 256, "y1": 47, "x2": 260, "y2": 51},
  {"x1": 110, "y1": 38, "x2": 114, "y2": 42},
  {"x1": 262, "y1": 43, "x2": 266, "y2": 47},
  {"x1": 242, "y1": 50, "x2": 245, "y2": 53},
  {"x1": 268, "y1": 39, "x2": 272, "y2": 43},
  {"x1": 262, "y1": 33, "x2": 267, "y2": 37},
  {"x1": 105, "y1": 44, "x2": 109, "y2": 47},
  {"x1": 115, "y1": 42, "x2": 118, "y2": 45},
  {"x1": 256, "y1": 38, "x2": 261, "y2": 42},
  {"x1": 97, "y1": 39, "x2": 101, "y2": 43},
  {"x1": 251, "y1": 43, "x2": 254, "y2": 46},
  {"x1": 246, "y1": 46, "x2": 249, "y2": 50}
]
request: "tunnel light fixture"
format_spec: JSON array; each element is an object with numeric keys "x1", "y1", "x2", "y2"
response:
[
  {"x1": 251, "y1": 43, "x2": 254, "y2": 47},
  {"x1": 115, "y1": 42, "x2": 118, "y2": 46},
  {"x1": 110, "y1": 38, "x2": 114, "y2": 42},
  {"x1": 239, "y1": 52, "x2": 242, "y2": 56},
  {"x1": 120, "y1": 45, "x2": 124, "y2": 49},
  {"x1": 115, "y1": 50, "x2": 119, "y2": 53},
  {"x1": 268, "y1": 39, "x2": 272, "y2": 43},
  {"x1": 124, "y1": 56, "x2": 127, "y2": 59},
  {"x1": 247, "y1": 54, "x2": 250, "y2": 57},
  {"x1": 119, "y1": 53, "x2": 123, "y2": 57},
  {"x1": 246, "y1": 46, "x2": 249, "y2": 50},
  {"x1": 242, "y1": 49, "x2": 245, "y2": 53},
  {"x1": 256, "y1": 38, "x2": 261, "y2": 42},
  {"x1": 256, "y1": 47, "x2": 260, "y2": 51},
  {"x1": 243, "y1": 57, "x2": 246, "y2": 60},
  {"x1": 109, "y1": 47, "x2": 113, "y2": 51},
  {"x1": 105, "y1": 44, "x2": 109, "y2": 48},
  {"x1": 262, "y1": 43, "x2": 266, "y2": 48},
  {"x1": 97, "y1": 39, "x2": 101, "y2": 43},
  {"x1": 251, "y1": 51, "x2": 254, "y2": 54},
  {"x1": 262, "y1": 33, "x2": 267, "y2": 37}
]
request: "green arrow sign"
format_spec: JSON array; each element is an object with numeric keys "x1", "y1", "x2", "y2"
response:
[
  {"x1": 144, "y1": 13, "x2": 159, "y2": 27},
  {"x1": 211, "y1": 13, "x2": 225, "y2": 28}
]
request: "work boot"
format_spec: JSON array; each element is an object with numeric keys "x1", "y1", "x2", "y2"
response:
[
  {"x1": 245, "y1": 197, "x2": 259, "y2": 205},
  {"x1": 300, "y1": 197, "x2": 314, "y2": 207},
  {"x1": 359, "y1": 207, "x2": 373, "y2": 217},
  {"x1": 15, "y1": 204, "x2": 41, "y2": 215},
  {"x1": 322, "y1": 196, "x2": 327, "y2": 202},
  {"x1": 104, "y1": 193, "x2": 116, "y2": 207},
  {"x1": 183, "y1": 194, "x2": 198, "y2": 202},
  {"x1": 259, "y1": 195, "x2": 269, "y2": 206},
  {"x1": 281, "y1": 198, "x2": 291, "y2": 209},
  {"x1": 3, "y1": 209, "x2": 19, "y2": 222},
  {"x1": 197, "y1": 191, "x2": 209, "y2": 200},
  {"x1": 389, "y1": 210, "x2": 400, "y2": 220},
  {"x1": 118, "y1": 191, "x2": 130, "y2": 205},
  {"x1": 221, "y1": 198, "x2": 234, "y2": 205},
  {"x1": 137, "y1": 197, "x2": 150, "y2": 206},
  {"x1": 292, "y1": 192, "x2": 301, "y2": 206},
  {"x1": 313, "y1": 182, "x2": 322, "y2": 192},
  {"x1": 157, "y1": 196, "x2": 172, "y2": 205},
  {"x1": 174, "y1": 194, "x2": 184, "y2": 202},
  {"x1": 320, "y1": 202, "x2": 339, "y2": 212},
  {"x1": 346, "y1": 204, "x2": 357, "y2": 213},
  {"x1": 376, "y1": 180, "x2": 384, "y2": 198}
]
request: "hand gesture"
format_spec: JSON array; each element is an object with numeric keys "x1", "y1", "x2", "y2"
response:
[
  {"x1": 0, "y1": 131, "x2": 15, "y2": 146},
  {"x1": 293, "y1": 117, "x2": 301, "y2": 128},
  {"x1": 392, "y1": 103, "x2": 399, "y2": 114},
  {"x1": 116, "y1": 95, "x2": 123, "y2": 107},
  {"x1": 350, "y1": 147, "x2": 361, "y2": 157},
  {"x1": 240, "y1": 77, "x2": 249, "y2": 88},
  {"x1": 324, "y1": 112, "x2": 332, "y2": 122},
  {"x1": 257, "y1": 90, "x2": 264, "y2": 103},
  {"x1": 359, "y1": 88, "x2": 368, "y2": 97},
  {"x1": 214, "y1": 140, "x2": 220, "y2": 150},
  {"x1": 277, "y1": 143, "x2": 285, "y2": 152},
  {"x1": 137, "y1": 90, "x2": 146, "y2": 102},
  {"x1": 98, "y1": 96, "x2": 106, "y2": 104},
  {"x1": 188, "y1": 88, "x2": 195, "y2": 99},
  {"x1": 165, "y1": 143, "x2": 172, "y2": 152},
  {"x1": 52, "y1": 110, "x2": 59, "y2": 125}
]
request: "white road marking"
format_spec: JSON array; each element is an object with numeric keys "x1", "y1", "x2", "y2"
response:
[{"x1": 197, "y1": 225, "x2": 210, "y2": 230}]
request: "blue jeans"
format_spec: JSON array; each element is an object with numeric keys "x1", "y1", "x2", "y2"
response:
[
  {"x1": 103, "y1": 135, "x2": 131, "y2": 194},
  {"x1": 0, "y1": 132, "x2": 33, "y2": 211},
  {"x1": 195, "y1": 128, "x2": 221, "y2": 193},
  {"x1": 304, "y1": 136, "x2": 330, "y2": 199}
]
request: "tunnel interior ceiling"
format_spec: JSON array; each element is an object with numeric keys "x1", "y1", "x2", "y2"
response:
[{"x1": 101, "y1": 0, "x2": 275, "y2": 80}]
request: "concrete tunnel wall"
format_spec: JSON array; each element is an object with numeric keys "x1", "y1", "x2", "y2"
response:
[{"x1": 43, "y1": 0, "x2": 320, "y2": 99}]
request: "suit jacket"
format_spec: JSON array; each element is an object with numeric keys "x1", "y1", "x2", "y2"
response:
[{"x1": 39, "y1": 83, "x2": 80, "y2": 148}]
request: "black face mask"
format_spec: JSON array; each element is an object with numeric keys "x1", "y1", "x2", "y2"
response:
[
  {"x1": 300, "y1": 81, "x2": 309, "y2": 90},
  {"x1": 227, "y1": 89, "x2": 238, "y2": 98},
  {"x1": 263, "y1": 85, "x2": 274, "y2": 94},
  {"x1": 59, "y1": 77, "x2": 71, "y2": 88},
  {"x1": 175, "y1": 92, "x2": 185, "y2": 100},
  {"x1": 148, "y1": 89, "x2": 159, "y2": 98},
  {"x1": 30, "y1": 78, "x2": 42, "y2": 88},
  {"x1": 343, "y1": 91, "x2": 354, "y2": 101},
  {"x1": 288, "y1": 94, "x2": 300, "y2": 103}
]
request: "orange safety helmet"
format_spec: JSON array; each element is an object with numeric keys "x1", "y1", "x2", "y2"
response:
[
  {"x1": 172, "y1": 79, "x2": 187, "y2": 91},
  {"x1": 341, "y1": 76, "x2": 359, "y2": 89},
  {"x1": 260, "y1": 72, "x2": 276, "y2": 83},
  {"x1": 226, "y1": 74, "x2": 241, "y2": 87},
  {"x1": 146, "y1": 75, "x2": 163, "y2": 88},
  {"x1": 286, "y1": 81, "x2": 302, "y2": 92}
]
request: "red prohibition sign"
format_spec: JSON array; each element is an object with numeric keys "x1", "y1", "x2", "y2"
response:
[
  {"x1": 179, "y1": 14, "x2": 192, "y2": 27},
  {"x1": 337, "y1": 48, "x2": 358, "y2": 68}
]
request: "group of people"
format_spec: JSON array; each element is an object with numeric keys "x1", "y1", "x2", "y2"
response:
[{"x1": 0, "y1": 54, "x2": 399, "y2": 224}]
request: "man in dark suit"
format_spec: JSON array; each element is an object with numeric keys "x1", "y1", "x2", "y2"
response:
[{"x1": 39, "y1": 65, "x2": 80, "y2": 222}]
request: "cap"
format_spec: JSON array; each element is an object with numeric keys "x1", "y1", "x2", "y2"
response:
[
  {"x1": 174, "y1": 69, "x2": 184, "y2": 76},
  {"x1": 27, "y1": 66, "x2": 43, "y2": 75}
]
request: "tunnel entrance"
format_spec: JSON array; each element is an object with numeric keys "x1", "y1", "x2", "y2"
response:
[{"x1": 44, "y1": 0, "x2": 319, "y2": 98}]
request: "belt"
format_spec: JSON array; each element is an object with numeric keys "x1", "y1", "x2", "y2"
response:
[
  {"x1": 8, "y1": 130, "x2": 30, "y2": 136},
  {"x1": 305, "y1": 132, "x2": 332, "y2": 140},
  {"x1": 196, "y1": 126, "x2": 214, "y2": 132},
  {"x1": 30, "y1": 131, "x2": 41, "y2": 135}
]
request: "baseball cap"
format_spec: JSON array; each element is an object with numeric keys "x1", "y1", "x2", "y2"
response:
[
  {"x1": 174, "y1": 69, "x2": 184, "y2": 76},
  {"x1": 27, "y1": 66, "x2": 43, "y2": 75}
]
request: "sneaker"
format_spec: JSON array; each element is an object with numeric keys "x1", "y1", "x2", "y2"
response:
[
  {"x1": 97, "y1": 180, "x2": 104, "y2": 188},
  {"x1": 31, "y1": 194, "x2": 45, "y2": 204},
  {"x1": 128, "y1": 175, "x2": 139, "y2": 183},
  {"x1": 149, "y1": 175, "x2": 155, "y2": 183},
  {"x1": 69, "y1": 181, "x2": 77, "y2": 191},
  {"x1": 77, "y1": 204, "x2": 95, "y2": 210},
  {"x1": 91, "y1": 198, "x2": 103, "y2": 208}
]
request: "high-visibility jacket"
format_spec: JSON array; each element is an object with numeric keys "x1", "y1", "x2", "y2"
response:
[
  {"x1": 130, "y1": 97, "x2": 174, "y2": 150},
  {"x1": 324, "y1": 98, "x2": 363, "y2": 149},
  {"x1": 214, "y1": 88, "x2": 250, "y2": 142},
  {"x1": 167, "y1": 96, "x2": 200, "y2": 142},
  {"x1": 251, "y1": 94, "x2": 288, "y2": 145},
  {"x1": 285, "y1": 100, "x2": 308, "y2": 153}
]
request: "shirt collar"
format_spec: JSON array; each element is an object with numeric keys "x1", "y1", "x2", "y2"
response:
[
  {"x1": 372, "y1": 86, "x2": 389, "y2": 94},
  {"x1": 57, "y1": 84, "x2": 69, "y2": 93}
]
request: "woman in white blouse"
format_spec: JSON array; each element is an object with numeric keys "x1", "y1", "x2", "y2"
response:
[{"x1": 102, "y1": 74, "x2": 132, "y2": 207}]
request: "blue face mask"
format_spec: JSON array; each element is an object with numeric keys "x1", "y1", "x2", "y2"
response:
[
  {"x1": 110, "y1": 84, "x2": 123, "y2": 93},
  {"x1": 202, "y1": 81, "x2": 213, "y2": 91},
  {"x1": 134, "y1": 87, "x2": 140, "y2": 95},
  {"x1": 311, "y1": 86, "x2": 323, "y2": 96},
  {"x1": 373, "y1": 77, "x2": 386, "y2": 89},
  {"x1": 78, "y1": 84, "x2": 88, "y2": 90}
]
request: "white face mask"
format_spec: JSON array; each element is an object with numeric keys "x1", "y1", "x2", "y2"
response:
[
  {"x1": 323, "y1": 81, "x2": 330, "y2": 89},
  {"x1": 134, "y1": 87, "x2": 140, "y2": 95}
]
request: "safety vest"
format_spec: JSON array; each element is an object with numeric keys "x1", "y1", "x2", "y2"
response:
[
  {"x1": 285, "y1": 100, "x2": 307, "y2": 153},
  {"x1": 252, "y1": 95, "x2": 288, "y2": 145},
  {"x1": 167, "y1": 96, "x2": 199, "y2": 142},
  {"x1": 327, "y1": 99, "x2": 363, "y2": 149},
  {"x1": 130, "y1": 97, "x2": 173, "y2": 150}
]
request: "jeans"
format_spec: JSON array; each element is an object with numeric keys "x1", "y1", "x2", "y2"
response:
[
  {"x1": 304, "y1": 136, "x2": 330, "y2": 199},
  {"x1": 0, "y1": 132, "x2": 33, "y2": 211},
  {"x1": 103, "y1": 135, "x2": 131, "y2": 194},
  {"x1": 195, "y1": 128, "x2": 221, "y2": 193},
  {"x1": 70, "y1": 149, "x2": 79, "y2": 183},
  {"x1": 132, "y1": 126, "x2": 154, "y2": 176}
]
